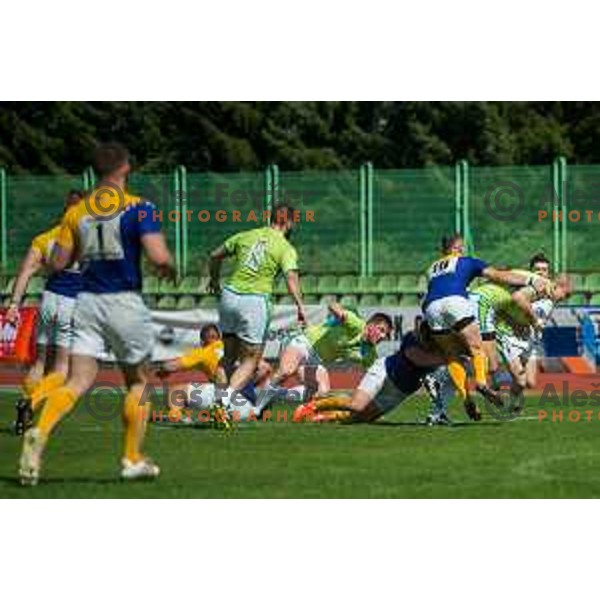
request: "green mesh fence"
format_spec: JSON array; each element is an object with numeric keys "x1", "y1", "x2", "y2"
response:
[
  {"x1": 469, "y1": 166, "x2": 555, "y2": 268},
  {"x1": 128, "y1": 172, "x2": 177, "y2": 247},
  {"x1": 186, "y1": 172, "x2": 266, "y2": 276},
  {"x1": 373, "y1": 168, "x2": 455, "y2": 273},
  {"x1": 0, "y1": 163, "x2": 594, "y2": 279},
  {"x1": 5, "y1": 174, "x2": 84, "y2": 271},
  {"x1": 565, "y1": 165, "x2": 600, "y2": 271},
  {"x1": 278, "y1": 170, "x2": 360, "y2": 274}
]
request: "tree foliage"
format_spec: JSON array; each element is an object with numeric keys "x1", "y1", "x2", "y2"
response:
[{"x1": 0, "y1": 101, "x2": 599, "y2": 174}]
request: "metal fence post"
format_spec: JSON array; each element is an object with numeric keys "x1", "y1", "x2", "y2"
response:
[
  {"x1": 366, "y1": 162, "x2": 374, "y2": 275},
  {"x1": 0, "y1": 168, "x2": 6, "y2": 272},
  {"x1": 457, "y1": 160, "x2": 472, "y2": 253},
  {"x1": 271, "y1": 164, "x2": 280, "y2": 207},
  {"x1": 359, "y1": 165, "x2": 367, "y2": 277},
  {"x1": 264, "y1": 165, "x2": 273, "y2": 213},
  {"x1": 173, "y1": 166, "x2": 182, "y2": 279},
  {"x1": 551, "y1": 159, "x2": 560, "y2": 273},
  {"x1": 177, "y1": 165, "x2": 188, "y2": 276},
  {"x1": 558, "y1": 156, "x2": 568, "y2": 273}
]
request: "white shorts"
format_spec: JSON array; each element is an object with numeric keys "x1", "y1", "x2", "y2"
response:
[
  {"x1": 424, "y1": 295, "x2": 475, "y2": 332},
  {"x1": 470, "y1": 292, "x2": 496, "y2": 337},
  {"x1": 497, "y1": 331, "x2": 532, "y2": 364},
  {"x1": 282, "y1": 332, "x2": 322, "y2": 366},
  {"x1": 72, "y1": 292, "x2": 154, "y2": 364},
  {"x1": 219, "y1": 287, "x2": 271, "y2": 345},
  {"x1": 357, "y1": 357, "x2": 411, "y2": 415},
  {"x1": 186, "y1": 382, "x2": 255, "y2": 420},
  {"x1": 36, "y1": 290, "x2": 76, "y2": 348}
]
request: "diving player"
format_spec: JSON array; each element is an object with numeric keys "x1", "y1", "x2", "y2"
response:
[{"x1": 292, "y1": 324, "x2": 452, "y2": 424}]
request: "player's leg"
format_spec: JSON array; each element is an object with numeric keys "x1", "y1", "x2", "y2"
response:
[
  {"x1": 104, "y1": 292, "x2": 158, "y2": 478},
  {"x1": 270, "y1": 334, "x2": 308, "y2": 387},
  {"x1": 25, "y1": 294, "x2": 75, "y2": 415},
  {"x1": 19, "y1": 353, "x2": 98, "y2": 486},
  {"x1": 14, "y1": 344, "x2": 46, "y2": 436},
  {"x1": 525, "y1": 354, "x2": 538, "y2": 389}
]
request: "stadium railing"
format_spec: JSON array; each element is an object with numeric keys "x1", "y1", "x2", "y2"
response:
[{"x1": 0, "y1": 158, "x2": 596, "y2": 306}]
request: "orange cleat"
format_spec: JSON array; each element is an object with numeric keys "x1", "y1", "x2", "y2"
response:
[{"x1": 292, "y1": 401, "x2": 317, "y2": 423}]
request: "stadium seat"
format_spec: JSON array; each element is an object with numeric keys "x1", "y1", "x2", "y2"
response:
[
  {"x1": 159, "y1": 279, "x2": 179, "y2": 294},
  {"x1": 303, "y1": 294, "x2": 320, "y2": 305},
  {"x1": 357, "y1": 276, "x2": 381, "y2": 294},
  {"x1": 277, "y1": 295, "x2": 296, "y2": 305},
  {"x1": 143, "y1": 276, "x2": 159, "y2": 294},
  {"x1": 180, "y1": 276, "x2": 200, "y2": 293},
  {"x1": 588, "y1": 293, "x2": 600, "y2": 306},
  {"x1": 359, "y1": 294, "x2": 379, "y2": 306},
  {"x1": 377, "y1": 275, "x2": 399, "y2": 294},
  {"x1": 339, "y1": 295, "x2": 359, "y2": 309},
  {"x1": 416, "y1": 275, "x2": 428, "y2": 293},
  {"x1": 317, "y1": 275, "x2": 339, "y2": 294},
  {"x1": 397, "y1": 274, "x2": 420, "y2": 293},
  {"x1": 570, "y1": 273, "x2": 585, "y2": 292},
  {"x1": 23, "y1": 296, "x2": 40, "y2": 306},
  {"x1": 301, "y1": 275, "x2": 318, "y2": 295},
  {"x1": 399, "y1": 293, "x2": 421, "y2": 307},
  {"x1": 380, "y1": 294, "x2": 399, "y2": 306},
  {"x1": 157, "y1": 296, "x2": 177, "y2": 310},
  {"x1": 198, "y1": 296, "x2": 219, "y2": 308},
  {"x1": 584, "y1": 273, "x2": 600, "y2": 293},
  {"x1": 338, "y1": 275, "x2": 359, "y2": 294},
  {"x1": 177, "y1": 295, "x2": 196, "y2": 310},
  {"x1": 320, "y1": 294, "x2": 337, "y2": 305},
  {"x1": 4, "y1": 278, "x2": 15, "y2": 295},
  {"x1": 567, "y1": 293, "x2": 588, "y2": 306}
]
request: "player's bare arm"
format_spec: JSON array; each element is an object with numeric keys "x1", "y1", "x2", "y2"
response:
[
  {"x1": 7, "y1": 247, "x2": 43, "y2": 324},
  {"x1": 286, "y1": 269, "x2": 306, "y2": 326},
  {"x1": 208, "y1": 244, "x2": 227, "y2": 294},
  {"x1": 328, "y1": 301, "x2": 347, "y2": 322},
  {"x1": 141, "y1": 232, "x2": 176, "y2": 281},
  {"x1": 511, "y1": 288, "x2": 540, "y2": 328},
  {"x1": 482, "y1": 266, "x2": 548, "y2": 292}
]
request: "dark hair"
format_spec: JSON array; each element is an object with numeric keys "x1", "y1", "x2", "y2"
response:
[
  {"x1": 440, "y1": 233, "x2": 463, "y2": 253},
  {"x1": 67, "y1": 189, "x2": 85, "y2": 199},
  {"x1": 270, "y1": 204, "x2": 297, "y2": 226},
  {"x1": 200, "y1": 323, "x2": 221, "y2": 343},
  {"x1": 529, "y1": 253, "x2": 551, "y2": 270},
  {"x1": 94, "y1": 143, "x2": 130, "y2": 178},
  {"x1": 367, "y1": 312, "x2": 394, "y2": 334}
]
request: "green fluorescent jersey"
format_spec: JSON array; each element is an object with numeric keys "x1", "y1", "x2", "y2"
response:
[
  {"x1": 473, "y1": 270, "x2": 546, "y2": 327},
  {"x1": 223, "y1": 227, "x2": 298, "y2": 295},
  {"x1": 306, "y1": 310, "x2": 377, "y2": 368}
]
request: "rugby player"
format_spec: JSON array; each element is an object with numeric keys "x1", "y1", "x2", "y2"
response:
[
  {"x1": 261, "y1": 303, "x2": 392, "y2": 414},
  {"x1": 423, "y1": 233, "x2": 549, "y2": 413},
  {"x1": 7, "y1": 190, "x2": 84, "y2": 435},
  {"x1": 292, "y1": 324, "x2": 452, "y2": 424},
  {"x1": 18, "y1": 143, "x2": 175, "y2": 485},
  {"x1": 208, "y1": 205, "x2": 306, "y2": 408}
]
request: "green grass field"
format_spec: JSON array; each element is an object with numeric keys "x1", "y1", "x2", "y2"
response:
[{"x1": 1, "y1": 389, "x2": 599, "y2": 498}]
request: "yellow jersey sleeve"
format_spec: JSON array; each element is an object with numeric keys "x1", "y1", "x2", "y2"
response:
[
  {"x1": 30, "y1": 233, "x2": 47, "y2": 259},
  {"x1": 179, "y1": 341, "x2": 224, "y2": 379},
  {"x1": 55, "y1": 207, "x2": 78, "y2": 251}
]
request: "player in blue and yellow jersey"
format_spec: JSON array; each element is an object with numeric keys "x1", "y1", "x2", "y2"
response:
[
  {"x1": 19, "y1": 143, "x2": 175, "y2": 485},
  {"x1": 422, "y1": 233, "x2": 549, "y2": 417},
  {"x1": 293, "y1": 323, "x2": 448, "y2": 424},
  {"x1": 7, "y1": 190, "x2": 84, "y2": 435}
]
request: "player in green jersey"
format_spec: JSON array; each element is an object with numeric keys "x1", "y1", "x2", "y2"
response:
[
  {"x1": 265, "y1": 302, "x2": 393, "y2": 405},
  {"x1": 208, "y1": 205, "x2": 306, "y2": 407}
]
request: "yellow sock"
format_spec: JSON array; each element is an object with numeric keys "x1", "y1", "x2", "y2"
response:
[
  {"x1": 472, "y1": 352, "x2": 488, "y2": 388},
  {"x1": 22, "y1": 376, "x2": 38, "y2": 399},
  {"x1": 447, "y1": 360, "x2": 468, "y2": 401},
  {"x1": 122, "y1": 389, "x2": 151, "y2": 464},
  {"x1": 314, "y1": 397, "x2": 351, "y2": 411},
  {"x1": 37, "y1": 387, "x2": 78, "y2": 439},
  {"x1": 30, "y1": 372, "x2": 67, "y2": 412},
  {"x1": 318, "y1": 410, "x2": 355, "y2": 423}
]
